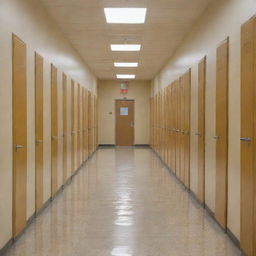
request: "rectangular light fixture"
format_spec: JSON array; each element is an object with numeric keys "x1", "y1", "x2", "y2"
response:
[
  {"x1": 104, "y1": 8, "x2": 147, "y2": 24},
  {"x1": 114, "y1": 62, "x2": 138, "y2": 67},
  {"x1": 111, "y1": 44, "x2": 141, "y2": 51},
  {"x1": 117, "y1": 74, "x2": 136, "y2": 79}
]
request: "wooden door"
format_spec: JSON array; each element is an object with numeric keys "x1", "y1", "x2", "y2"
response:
[
  {"x1": 241, "y1": 16, "x2": 256, "y2": 256},
  {"x1": 88, "y1": 91, "x2": 92, "y2": 155},
  {"x1": 91, "y1": 95, "x2": 95, "y2": 152},
  {"x1": 51, "y1": 65, "x2": 58, "y2": 196},
  {"x1": 71, "y1": 80, "x2": 75, "y2": 173},
  {"x1": 180, "y1": 75, "x2": 185, "y2": 183},
  {"x1": 35, "y1": 53, "x2": 44, "y2": 212},
  {"x1": 215, "y1": 38, "x2": 229, "y2": 229},
  {"x1": 176, "y1": 81, "x2": 181, "y2": 178},
  {"x1": 63, "y1": 73, "x2": 67, "y2": 183},
  {"x1": 84, "y1": 89, "x2": 89, "y2": 159},
  {"x1": 82, "y1": 88, "x2": 85, "y2": 161},
  {"x1": 77, "y1": 84, "x2": 81, "y2": 166},
  {"x1": 184, "y1": 70, "x2": 191, "y2": 188},
  {"x1": 170, "y1": 82, "x2": 175, "y2": 171},
  {"x1": 116, "y1": 100, "x2": 134, "y2": 146},
  {"x1": 174, "y1": 81, "x2": 179, "y2": 174},
  {"x1": 12, "y1": 35, "x2": 27, "y2": 237},
  {"x1": 197, "y1": 57, "x2": 206, "y2": 203}
]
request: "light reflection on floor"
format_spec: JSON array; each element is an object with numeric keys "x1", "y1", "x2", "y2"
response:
[{"x1": 4, "y1": 148, "x2": 241, "y2": 256}]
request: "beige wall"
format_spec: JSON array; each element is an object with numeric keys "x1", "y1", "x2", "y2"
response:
[
  {"x1": 151, "y1": 0, "x2": 256, "y2": 240},
  {"x1": 98, "y1": 80, "x2": 150, "y2": 145},
  {"x1": 0, "y1": 0, "x2": 97, "y2": 249}
]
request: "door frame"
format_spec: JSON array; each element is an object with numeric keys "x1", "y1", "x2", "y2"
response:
[{"x1": 115, "y1": 99, "x2": 135, "y2": 146}]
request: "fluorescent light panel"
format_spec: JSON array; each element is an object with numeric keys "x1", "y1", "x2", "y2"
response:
[
  {"x1": 114, "y1": 62, "x2": 138, "y2": 67},
  {"x1": 117, "y1": 74, "x2": 136, "y2": 79},
  {"x1": 111, "y1": 44, "x2": 141, "y2": 51},
  {"x1": 104, "y1": 8, "x2": 147, "y2": 24}
]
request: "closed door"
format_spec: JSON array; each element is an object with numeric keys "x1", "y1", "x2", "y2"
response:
[
  {"x1": 82, "y1": 88, "x2": 85, "y2": 161},
  {"x1": 88, "y1": 92, "x2": 92, "y2": 155},
  {"x1": 116, "y1": 100, "x2": 134, "y2": 146},
  {"x1": 197, "y1": 57, "x2": 206, "y2": 203},
  {"x1": 170, "y1": 82, "x2": 176, "y2": 171},
  {"x1": 241, "y1": 16, "x2": 256, "y2": 256},
  {"x1": 176, "y1": 81, "x2": 181, "y2": 178},
  {"x1": 215, "y1": 38, "x2": 229, "y2": 229},
  {"x1": 71, "y1": 80, "x2": 75, "y2": 173},
  {"x1": 63, "y1": 73, "x2": 67, "y2": 183},
  {"x1": 51, "y1": 65, "x2": 58, "y2": 196},
  {"x1": 35, "y1": 53, "x2": 44, "y2": 212},
  {"x1": 12, "y1": 35, "x2": 27, "y2": 237},
  {"x1": 184, "y1": 70, "x2": 191, "y2": 188},
  {"x1": 180, "y1": 75, "x2": 185, "y2": 184},
  {"x1": 77, "y1": 84, "x2": 81, "y2": 166},
  {"x1": 84, "y1": 89, "x2": 89, "y2": 159}
]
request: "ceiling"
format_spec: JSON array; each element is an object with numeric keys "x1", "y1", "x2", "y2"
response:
[{"x1": 41, "y1": 0, "x2": 213, "y2": 80}]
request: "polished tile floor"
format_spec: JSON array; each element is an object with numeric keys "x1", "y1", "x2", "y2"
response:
[{"x1": 5, "y1": 148, "x2": 241, "y2": 256}]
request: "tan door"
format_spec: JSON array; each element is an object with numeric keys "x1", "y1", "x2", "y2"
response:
[
  {"x1": 180, "y1": 75, "x2": 185, "y2": 183},
  {"x1": 197, "y1": 57, "x2": 206, "y2": 203},
  {"x1": 51, "y1": 65, "x2": 58, "y2": 196},
  {"x1": 77, "y1": 84, "x2": 81, "y2": 166},
  {"x1": 35, "y1": 53, "x2": 44, "y2": 212},
  {"x1": 82, "y1": 88, "x2": 85, "y2": 161},
  {"x1": 170, "y1": 82, "x2": 176, "y2": 171},
  {"x1": 71, "y1": 80, "x2": 75, "y2": 173},
  {"x1": 241, "y1": 16, "x2": 256, "y2": 256},
  {"x1": 116, "y1": 100, "x2": 134, "y2": 146},
  {"x1": 63, "y1": 73, "x2": 67, "y2": 183},
  {"x1": 215, "y1": 38, "x2": 229, "y2": 229},
  {"x1": 176, "y1": 81, "x2": 181, "y2": 178},
  {"x1": 12, "y1": 35, "x2": 27, "y2": 237},
  {"x1": 88, "y1": 91, "x2": 92, "y2": 155},
  {"x1": 184, "y1": 70, "x2": 191, "y2": 188},
  {"x1": 84, "y1": 89, "x2": 89, "y2": 159}
]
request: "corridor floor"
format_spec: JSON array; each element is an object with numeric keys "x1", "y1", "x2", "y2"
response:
[{"x1": 5, "y1": 148, "x2": 241, "y2": 256}]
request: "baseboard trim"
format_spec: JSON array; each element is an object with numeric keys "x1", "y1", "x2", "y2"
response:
[
  {"x1": 134, "y1": 144, "x2": 150, "y2": 147},
  {"x1": 0, "y1": 149, "x2": 98, "y2": 254},
  {"x1": 36, "y1": 197, "x2": 52, "y2": 217},
  {"x1": 227, "y1": 228, "x2": 240, "y2": 248},
  {"x1": 0, "y1": 239, "x2": 13, "y2": 256},
  {"x1": 150, "y1": 147, "x2": 243, "y2": 254},
  {"x1": 189, "y1": 189, "x2": 205, "y2": 208},
  {"x1": 99, "y1": 144, "x2": 115, "y2": 147}
]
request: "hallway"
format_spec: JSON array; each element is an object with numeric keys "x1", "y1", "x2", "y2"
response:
[{"x1": 5, "y1": 148, "x2": 240, "y2": 256}]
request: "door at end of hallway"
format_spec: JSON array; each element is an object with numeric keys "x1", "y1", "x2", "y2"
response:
[{"x1": 115, "y1": 100, "x2": 134, "y2": 146}]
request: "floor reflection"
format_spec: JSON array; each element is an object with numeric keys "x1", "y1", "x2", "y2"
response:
[{"x1": 4, "y1": 148, "x2": 241, "y2": 256}]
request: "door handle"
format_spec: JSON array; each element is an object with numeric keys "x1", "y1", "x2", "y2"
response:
[
  {"x1": 213, "y1": 136, "x2": 220, "y2": 140},
  {"x1": 51, "y1": 136, "x2": 58, "y2": 141},
  {"x1": 130, "y1": 122, "x2": 134, "y2": 127},
  {"x1": 240, "y1": 137, "x2": 252, "y2": 142},
  {"x1": 35, "y1": 140, "x2": 43, "y2": 145},
  {"x1": 15, "y1": 145, "x2": 24, "y2": 151},
  {"x1": 195, "y1": 132, "x2": 201, "y2": 136}
]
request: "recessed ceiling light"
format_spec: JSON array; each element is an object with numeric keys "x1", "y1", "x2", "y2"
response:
[
  {"x1": 111, "y1": 44, "x2": 141, "y2": 51},
  {"x1": 104, "y1": 8, "x2": 147, "y2": 24},
  {"x1": 114, "y1": 62, "x2": 138, "y2": 67},
  {"x1": 117, "y1": 74, "x2": 136, "y2": 79}
]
